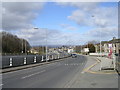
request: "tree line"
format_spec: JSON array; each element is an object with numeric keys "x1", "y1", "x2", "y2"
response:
[
  {"x1": 75, "y1": 40, "x2": 99, "y2": 54},
  {"x1": 1, "y1": 31, "x2": 31, "y2": 55}
]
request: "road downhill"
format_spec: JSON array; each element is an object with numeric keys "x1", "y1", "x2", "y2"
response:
[{"x1": 2, "y1": 55, "x2": 87, "y2": 88}]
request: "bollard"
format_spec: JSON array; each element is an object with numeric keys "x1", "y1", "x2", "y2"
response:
[
  {"x1": 47, "y1": 56, "x2": 49, "y2": 60},
  {"x1": 34, "y1": 56, "x2": 37, "y2": 63},
  {"x1": 55, "y1": 55, "x2": 56, "y2": 59},
  {"x1": 24, "y1": 57, "x2": 27, "y2": 64},
  {"x1": 41, "y1": 56, "x2": 44, "y2": 62},
  {"x1": 58, "y1": 54, "x2": 59, "y2": 59},
  {"x1": 9, "y1": 58, "x2": 12, "y2": 66},
  {"x1": 52, "y1": 55, "x2": 54, "y2": 60},
  {"x1": 56, "y1": 55, "x2": 57, "y2": 59}
]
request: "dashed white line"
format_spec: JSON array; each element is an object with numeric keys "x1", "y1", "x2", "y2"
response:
[
  {"x1": 81, "y1": 71, "x2": 85, "y2": 74},
  {"x1": 21, "y1": 70, "x2": 46, "y2": 79}
]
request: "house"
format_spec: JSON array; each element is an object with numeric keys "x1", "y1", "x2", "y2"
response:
[
  {"x1": 30, "y1": 48, "x2": 39, "y2": 54},
  {"x1": 94, "y1": 37, "x2": 120, "y2": 54},
  {"x1": 68, "y1": 48, "x2": 74, "y2": 53}
]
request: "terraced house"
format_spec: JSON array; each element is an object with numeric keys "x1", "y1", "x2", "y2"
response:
[{"x1": 94, "y1": 37, "x2": 120, "y2": 54}]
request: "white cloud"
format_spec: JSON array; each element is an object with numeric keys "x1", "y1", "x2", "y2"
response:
[
  {"x1": 57, "y1": 2, "x2": 117, "y2": 28},
  {"x1": 2, "y1": 2, "x2": 44, "y2": 31},
  {"x1": 14, "y1": 27, "x2": 87, "y2": 45},
  {"x1": 58, "y1": 2, "x2": 118, "y2": 42},
  {"x1": 60, "y1": 24, "x2": 77, "y2": 30},
  {"x1": 84, "y1": 27, "x2": 118, "y2": 41},
  {"x1": 53, "y1": 0, "x2": 119, "y2": 2},
  {"x1": 1, "y1": 2, "x2": 118, "y2": 46},
  {"x1": 57, "y1": 2, "x2": 98, "y2": 11},
  {"x1": 68, "y1": 6, "x2": 117, "y2": 28}
]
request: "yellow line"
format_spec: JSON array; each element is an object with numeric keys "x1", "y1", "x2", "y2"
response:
[
  {"x1": 87, "y1": 70, "x2": 117, "y2": 74},
  {"x1": 83, "y1": 58, "x2": 117, "y2": 74},
  {"x1": 117, "y1": 62, "x2": 120, "y2": 64},
  {"x1": 83, "y1": 58, "x2": 100, "y2": 72}
]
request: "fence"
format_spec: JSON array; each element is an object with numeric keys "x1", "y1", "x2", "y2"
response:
[{"x1": 1, "y1": 53, "x2": 70, "y2": 69}]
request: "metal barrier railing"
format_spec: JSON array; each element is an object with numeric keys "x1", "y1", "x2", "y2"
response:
[{"x1": 2, "y1": 53, "x2": 71, "y2": 69}]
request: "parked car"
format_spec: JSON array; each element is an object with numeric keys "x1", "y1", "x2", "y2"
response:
[{"x1": 71, "y1": 54, "x2": 77, "y2": 58}]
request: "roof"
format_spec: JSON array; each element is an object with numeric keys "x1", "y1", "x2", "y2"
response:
[{"x1": 95, "y1": 38, "x2": 120, "y2": 45}]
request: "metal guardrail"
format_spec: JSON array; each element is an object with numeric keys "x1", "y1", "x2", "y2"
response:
[{"x1": 1, "y1": 53, "x2": 71, "y2": 69}]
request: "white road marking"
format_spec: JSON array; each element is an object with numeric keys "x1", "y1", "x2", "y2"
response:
[
  {"x1": 81, "y1": 71, "x2": 85, "y2": 74},
  {"x1": 0, "y1": 84, "x2": 3, "y2": 86},
  {"x1": 21, "y1": 70, "x2": 46, "y2": 79}
]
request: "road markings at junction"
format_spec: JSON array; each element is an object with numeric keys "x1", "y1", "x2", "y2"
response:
[
  {"x1": 64, "y1": 63, "x2": 81, "y2": 66},
  {"x1": 21, "y1": 70, "x2": 46, "y2": 79},
  {"x1": 81, "y1": 71, "x2": 85, "y2": 74},
  {"x1": 82, "y1": 58, "x2": 117, "y2": 74}
]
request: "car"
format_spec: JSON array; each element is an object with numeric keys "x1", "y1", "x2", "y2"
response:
[
  {"x1": 71, "y1": 54, "x2": 77, "y2": 58},
  {"x1": 115, "y1": 53, "x2": 119, "y2": 56}
]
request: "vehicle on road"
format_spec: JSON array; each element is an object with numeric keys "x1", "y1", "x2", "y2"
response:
[{"x1": 71, "y1": 54, "x2": 77, "y2": 58}]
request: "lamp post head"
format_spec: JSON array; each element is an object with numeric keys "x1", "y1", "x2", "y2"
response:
[{"x1": 34, "y1": 27, "x2": 39, "y2": 29}]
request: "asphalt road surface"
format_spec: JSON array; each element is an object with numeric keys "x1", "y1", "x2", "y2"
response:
[{"x1": 2, "y1": 55, "x2": 87, "y2": 88}]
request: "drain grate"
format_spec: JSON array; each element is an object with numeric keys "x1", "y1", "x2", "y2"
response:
[{"x1": 101, "y1": 68, "x2": 114, "y2": 70}]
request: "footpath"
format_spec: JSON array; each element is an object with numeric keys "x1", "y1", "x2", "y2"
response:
[{"x1": 64, "y1": 55, "x2": 119, "y2": 88}]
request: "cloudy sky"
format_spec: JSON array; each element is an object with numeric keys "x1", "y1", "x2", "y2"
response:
[{"x1": 1, "y1": 1, "x2": 118, "y2": 46}]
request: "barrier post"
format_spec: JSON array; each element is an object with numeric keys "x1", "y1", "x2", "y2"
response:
[
  {"x1": 41, "y1": 56, "x2": 44, "y2": 62},
  {"x1": 52, "y1": 55, "x2": 54, "y2": 60},
  {"x1": 10, "y1": 58, "x2": 12, "y2": 66},
  {"x1": 58, "y1": 54, "x2": 59, "y2": 59},
  {"x1": 34, "y1": 56, "x2": 37, "y2": 63},
  {"x1": 47, "y1": 56, "x2": 49, "y2": 61},
  {"x1": 24, "y1": 57, "x2": 27, "y2": 64}
]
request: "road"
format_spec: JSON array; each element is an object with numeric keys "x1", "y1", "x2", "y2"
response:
[{"x1": 2, "y1": 55, "x2": 87, "y2": 88}]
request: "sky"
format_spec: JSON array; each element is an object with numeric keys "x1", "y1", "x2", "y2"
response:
[{"x1": 1, "y1": 1, "x2": 118, "y2": 46}]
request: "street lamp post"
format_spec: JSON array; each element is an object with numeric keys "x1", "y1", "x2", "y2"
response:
[
  {"x1": 46, "y1": 29, "x2": 48, "y2": 62},
  {"x1": 91, "y1": 15, "x2": 102, "y2": 70},
  {"x1": 100, "y1": 29, "x2": 102, "y2": 71},
  {"x1": 33, "y1": 27, "x2": 48, "y2": 61}
]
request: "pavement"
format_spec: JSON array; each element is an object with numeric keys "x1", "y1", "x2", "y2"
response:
[
  {"x1": 64, "y1": 55, "x2": 119, "y2": 88},
  {"x1": 1, "y1": 55, "x2": 119, "y2": 88}
]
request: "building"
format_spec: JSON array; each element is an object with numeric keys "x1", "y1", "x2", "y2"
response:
[
  {"x1": 94, "y1": 37, "x2": 120, "y2": 54},
  {"x1": 30, "y1": 48, "x2": 39, "y2": 54},
  {"x1": 68, "y1": 48, "x2": 74, "y2": 53}
]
